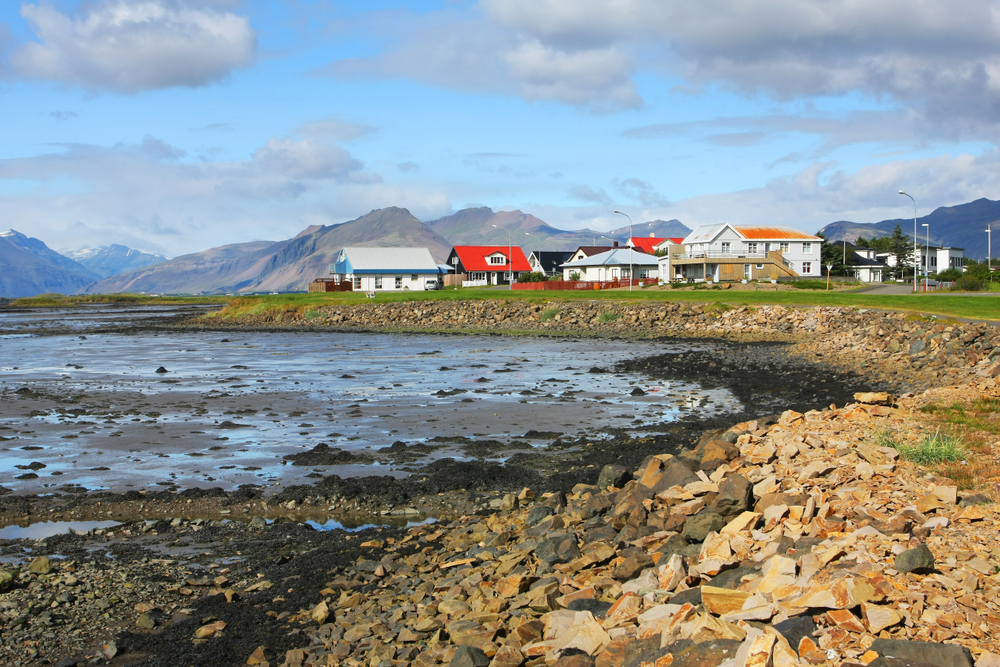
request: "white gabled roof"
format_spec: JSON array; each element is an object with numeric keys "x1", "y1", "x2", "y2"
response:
[
  {"x1": 560, "y1": 248, "x2": 658, "y2": 268},
  {"x1": 339, "y1": 247, "x2": 439, "y2": 272},
  {"x1": 682, "y1": 224, "x2": 727, "y2": 245}
]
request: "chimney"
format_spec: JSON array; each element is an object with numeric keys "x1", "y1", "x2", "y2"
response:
[
  {"x1": 613, "y1": 241, "x2": 619, "y2": 248},
  {"x1": 650, "y1": 232, "x2": 655, "y2": 237}
]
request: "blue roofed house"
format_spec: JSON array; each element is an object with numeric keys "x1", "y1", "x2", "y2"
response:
[
  {"x1": 559, "y1": 248, "x2": 659, "y2": 282},
  {"x1": 329, "y1": 247, "x2": 442, "y2": 292}
]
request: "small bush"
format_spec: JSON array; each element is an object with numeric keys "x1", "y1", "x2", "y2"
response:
[
  {"x1": 540, "y1": 307, "x2": 560, "y2": 322},
  {"x1": 598, "y1": 312, "x2": 621, "y2": 323},
  {"x1": 791, "y1": 279, "x2": 830, "y2": 290},
  {"x1": 935, "y1": 268, "x2": 962, "y2": 281},
  {"x1": 898, "y1": 430, "x2": 966, "y2": 465},
  {"x1": 305, "y1": 310, "x2": 324, "y2": 320},
  {"x1": 519, "y1": 271, "x2": 548, "y2": 283},
  {"x1": 569, "y1": 271, "x2": 582, "y2": 281},
  {"x1": 953, "y1": 276, "x2": 985, "y2": 292}
]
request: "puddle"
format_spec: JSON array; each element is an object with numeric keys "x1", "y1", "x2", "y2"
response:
[
  {"x1": 0, "y1": 520, "x2": 122, "y2": 540},
  {"x1": 305, "y1": 517, "x2": 437, "y2": 532}
]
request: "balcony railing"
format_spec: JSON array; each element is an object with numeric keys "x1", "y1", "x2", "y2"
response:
[{"x1": 677, "y1": 251, "x2": 768, "y2": 260}]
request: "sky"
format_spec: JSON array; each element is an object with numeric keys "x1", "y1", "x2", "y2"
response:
[{"x1": 0, "y1": 0, "x2": 998, "y2": 257}]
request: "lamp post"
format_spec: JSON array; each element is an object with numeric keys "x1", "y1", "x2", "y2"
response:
[
  {"x1": 987, "y1": 225, "x2": 993, "y2": 282},
  {"x1": 525, "y1": 232, "x2": 541, "y2": 275},
  {"x1": 491, "y1": 224, "x2": 513, "y2": 290},
  {"x1": 898, "y1": 190, "x2": 917, "y2": 292},
  {"x1": 922, "y1": 223, "x2": 930, "y2": 291},
  {"x1": 613, "y1": 210, "x2": 633, "y2": 291}
]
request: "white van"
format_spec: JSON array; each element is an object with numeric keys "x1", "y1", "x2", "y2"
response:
[{"x1": 425, "y1": 279, "x2": 441, "y2": 290}]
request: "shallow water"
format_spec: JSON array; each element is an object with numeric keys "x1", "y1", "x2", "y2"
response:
[
  {"x1": 0, "y1": 520, "x2": 121, "y2": 540},
  {"x1": 0, "y1": 305, "x2": 743, "y2": 493}
]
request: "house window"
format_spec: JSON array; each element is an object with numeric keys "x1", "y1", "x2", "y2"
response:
[
  {"x1": 375, "y1": 275, "x2": 383, "y2": 289},
  {"x1": 747, "y1": 242, "x2": 758, "y2": 254},
  {"x1": 721, "y1": 242, "x2": 731, "y2": 254},
  {"x1": 779, "y1": 242, "x2": 789, "y2": 252},
  {"x1": 802, "y1": 242, "x2": 812, "y2": 254},
  {"x1": 801, "y1": 262, "x2": 812, "y2": 274},
  {"x1": 353, "y1": 276, "x2": 361, "y2": 290},
  {"x1": 744, "y1": 264, "x2": 751, "y2": 278},
  {"x1": 411, "y1": 274, "x2": 418, "y2": 281},
  {"x1": 756, "y1": 263, "x2": 764, "y2": 270},
  {"x1": 395, "y1": 275, "x2": 402, "y2": 289},
  {"x1": 489, "y1": 255, "x2": 506, "y2": 265}
]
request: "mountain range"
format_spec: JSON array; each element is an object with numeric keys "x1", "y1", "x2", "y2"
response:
[
  {"x1": 818, "y1": 198, "x2": 1000, "y2": 260},
  {"x1": 0, "y1": 230, "x2": 101, "y2": 298},
  {"x1": 4, "y1": 197, "x2": 997, "y2": 297},
  {"x1": 63, "y1": 244, "x2": 169, "y2": 279},
  {"x1": 82, "y1": 208, "x2": 452, "y2": 295}
]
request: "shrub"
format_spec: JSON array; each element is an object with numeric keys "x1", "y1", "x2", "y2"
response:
[
  {"x1": 598, "y1": 312, "x2": 621, "y2": 323},
  {"x1": 519, "y1": 271, "x2": 548, "y2": 283},
  {"x1": 791, "y1": 279, "x2": 830, "y2": 290},
  {"x1": 897, "y1": 430, "x2": 966, "y2": 465},
  {"x1": 953, "y1": 276, "x2": 985, "y2": 291},
  {"x1": 305, "y1": 310, "x2": 324, "y2": 320},
  {"x1": 935, "y1": 268, "x2": 962, "y2": 281},
  {"x1": 569, "y1": 271, "x2": 582, "y2": 281},
  {"x1": 540, "y1": 307, "x2": 560, "y2": 322}
]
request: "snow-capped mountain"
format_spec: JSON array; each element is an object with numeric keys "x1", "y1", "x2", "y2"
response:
[{"x1": 63, "y1": 244, "x2": 169, "y2": 279}]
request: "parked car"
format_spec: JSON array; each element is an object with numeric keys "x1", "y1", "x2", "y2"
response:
[{"x1": 425, "y1": 279, "x2": 442, "y2": 290}]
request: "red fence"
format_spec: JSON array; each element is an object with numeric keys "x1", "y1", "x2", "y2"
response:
[{"x1": 513, "y1": 279, "x2": 655, "y2": 291}]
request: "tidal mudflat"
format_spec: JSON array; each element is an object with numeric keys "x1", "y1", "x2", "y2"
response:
[{"x1": 2, "y1": 307, "x2": 744, "y2": 496}]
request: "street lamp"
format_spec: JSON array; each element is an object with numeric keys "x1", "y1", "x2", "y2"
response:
[
  {"x1": 987, "y1": 225, "x2": 993, "y2": 282},
  {"x1": 613, "y1": 210, "x2": 633, "y2": 291},
  {"x1": 898, "y1": 190, "x2": 917, "y2": 293},
  {"x1": 922, "y1": 223, "x2": 929, "y2": 291},
  {"x1": 525, "y1": 232, "x2": 541, "y2": 275},
  {"x1": 491, "y1": 224, "x2": 513, "y2": 290}
]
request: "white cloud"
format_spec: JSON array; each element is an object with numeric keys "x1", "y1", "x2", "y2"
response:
[
  {"x1": 321, "y1": 7, "x2": 640, "y2": 112},
  {"x1": 12, "y1": 0, "x2": 256, "y2": 92},
  {"x1": 326, "y1": 1, "x2": 1000, "y2": 137},
  {"x1": 0, "y1": 129, "x2": 452, "y2": 254}
]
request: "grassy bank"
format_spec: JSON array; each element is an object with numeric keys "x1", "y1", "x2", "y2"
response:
[
  {"x1": 9, "y1": 293, "x2": 229, "y2": 307},
  {"x1": 206, "y1": 288, "x2": 1000, "y2": 322}
]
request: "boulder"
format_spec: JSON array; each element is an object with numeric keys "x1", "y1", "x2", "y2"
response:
[
  {"x1": 682, "y1": 512, "x2": 726, "y2": 543},
  {"x1": 0, "y1": 568, "x2": 17, "y2": 593},
  {"x1": 708, "y1": 474, "x2": 752, "y2": 518},
  {"x1": 894, "y1": 543, "x2": 936, "y2": 574},
  {"x1": 868, "y1": 639, "x2": 973, "y2": 667},
  {"x1": 598, "y1": 464, "x2": 632, "y2": 491},
  {"x1": 451, "y1": 645, "x2": 491, "y2": 667}
]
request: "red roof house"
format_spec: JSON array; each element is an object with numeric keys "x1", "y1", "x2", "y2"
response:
[
  {"x1": 627, "y1": 236, "x2": 667, "y2": 254},
  {"x1": 446, "y1": 246, "x2": 532, "y2": 286}
]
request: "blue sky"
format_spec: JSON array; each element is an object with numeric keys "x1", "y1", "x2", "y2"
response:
[{"x1": 0, "y1": 0, "x2": 998, "y2": 256}]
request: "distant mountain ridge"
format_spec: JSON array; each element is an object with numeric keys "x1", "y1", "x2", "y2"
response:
[
  {"x1": 426, "y1": 208, "x2": 692, "y2": 249},
  {"x1": 82, "y1": 208, "x2": 451, "y2": 295},
  {"x1": 0, "y1": 230, "x2": 101, "y2": 298},
  {"x1": 64, "y1": 244, "x2": 169, "y2": 279},
  {"x1": 818, "y1": 198, "x2": 1000, "y2": 260}
]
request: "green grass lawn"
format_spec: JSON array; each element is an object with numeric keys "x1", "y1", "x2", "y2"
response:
[{"x1": 14, "y1": 287, "x2": 999, "y2": 322}]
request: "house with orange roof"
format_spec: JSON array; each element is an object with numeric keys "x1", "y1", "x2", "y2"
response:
[
  {"x1": 669, "y1": 224, "x2": 823, "y2": 282},
  {"x1": 446, "y1": 245, "x2": 531, "y2": 287}
]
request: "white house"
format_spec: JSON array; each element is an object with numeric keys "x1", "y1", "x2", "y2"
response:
[
  {"x1": 330, "y1": 247, "x2": 441, "y2": 292},
  {"x1": 845, "y1": 247, "x2": 887, "y2": 283},
  {"x1": 673, "y1": 224, "x2": 822, "y2": 281},
  {"x1": 880, "y1": 244, "x2": 965, "y2": 276},
  {"x1": 560, "y1": 248, "x2": 659, "y2": 282}
]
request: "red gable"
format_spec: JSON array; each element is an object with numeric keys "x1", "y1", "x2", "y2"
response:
[
  {"x1": 628, "y1": 237, "x2": 666, "y2": 254},
  {"x1": 453, "y1": 246, "x2": 532, "y2": 272}
]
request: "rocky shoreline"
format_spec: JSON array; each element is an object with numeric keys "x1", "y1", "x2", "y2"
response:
[{"x1": 1, "y1": 301, "x2": 999, "y2": 666}]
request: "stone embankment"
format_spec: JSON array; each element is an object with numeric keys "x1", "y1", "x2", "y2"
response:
[
  {"x1": 211, "y1": 301, "x2": 1000, "y2": 391},
  {"x1": 213, "y1": 380, "x2": 1000, "y2": 667}
]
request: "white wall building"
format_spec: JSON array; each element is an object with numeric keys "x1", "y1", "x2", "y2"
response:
[
  {"x1": 331, "y1": 247, "x2": 441, "y2": 292},
  {"x1": 679, "y1": 224, "x2": 823, "y2": 278},
  {"x1": 560, "y1": 248, "x2": 659, "y2": 281}
]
